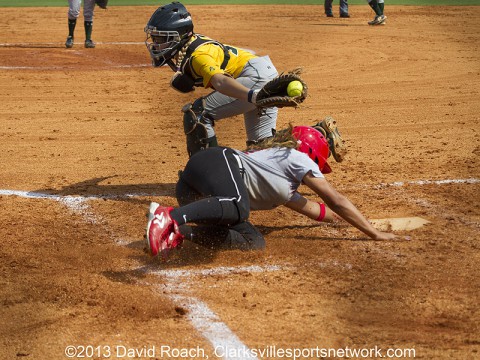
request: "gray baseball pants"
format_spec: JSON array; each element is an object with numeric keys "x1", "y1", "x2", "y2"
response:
[{"x1": 202, "y1": 55, "x2": 279, "y2": 144}]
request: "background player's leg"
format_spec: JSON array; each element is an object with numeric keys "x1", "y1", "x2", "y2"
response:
[
  {"x1": 324, "y1": 0, "x2": 334, "y2": 17},
  {"x1": 66, "y1": 0, "x2": 80, "y2": 48},
  {"x1": 367, "y1": 0, "x2": 382, "y2": 16},
  {"x1": 83, "y1": 0, "x2": 96, "y2": 48},
  {"x1": 378, "y1": 0, "x2": 385, "y2": 14},
  {"x1": 340, "y1": 0, "x2": 350, "y2": 17}
]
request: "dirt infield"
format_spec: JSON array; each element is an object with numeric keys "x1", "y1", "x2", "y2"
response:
[{"x1": 0, "y1": 5, "x2": 479, "y2": 359}]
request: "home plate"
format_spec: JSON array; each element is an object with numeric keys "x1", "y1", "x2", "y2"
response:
[{"x1": 370, "y1": 217, "x2": 430, "y2": 231}]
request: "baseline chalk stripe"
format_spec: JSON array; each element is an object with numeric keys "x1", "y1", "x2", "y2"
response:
[
  {"x1": 0, "y1": 64, "x2": 149, "y2": 70},
  {"x1": 1, "y1": 177, "x2": 477, "y2": 202},
  {"x1": 0, "y1": 189, "x2": 155, "y2": 201},
  {"x1": 147, "y1": 265, "x2": 284, "y2": 360},
  {"x1": 170, "y1": 293, "x2": 257, "y2": 360},
  {"x1": 0, "y1": 41, "x2": 149, "y2": 70},
  {"x1": 150, "y1": 265, "x2": 283, "y2": 278},
  {"x1": 375, "y1": 178, "x2": 480, "y2": 188},
  {"x1": 0, "y1": 41, "x2": 145, "y2": 47}
]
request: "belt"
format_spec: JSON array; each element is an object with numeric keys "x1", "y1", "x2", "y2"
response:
[{"x1": 232, "y1": 153, "x2": 246, "y2": 179}]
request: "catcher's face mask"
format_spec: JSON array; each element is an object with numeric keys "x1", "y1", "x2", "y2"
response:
[{"x1": 145, "y1": 28, "x2": 183, "y2": 67}]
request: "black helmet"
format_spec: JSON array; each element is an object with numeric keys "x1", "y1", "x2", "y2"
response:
[{"x1": 144, "y1": 2, "x2": 194, "y2": 68}]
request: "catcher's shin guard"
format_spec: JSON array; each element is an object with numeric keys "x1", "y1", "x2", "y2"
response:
[{"x1": 182, "y1": 98, "x2": 217, "y2": 157}]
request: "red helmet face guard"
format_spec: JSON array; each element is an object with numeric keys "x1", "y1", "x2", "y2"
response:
[{"x1": 292, "y1": 126, "x2": 332, "y2": 174}]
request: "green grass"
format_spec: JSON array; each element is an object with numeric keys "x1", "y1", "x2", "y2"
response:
[{"x1": 2, "y1": 0, "x2": 480, "y2": 6}]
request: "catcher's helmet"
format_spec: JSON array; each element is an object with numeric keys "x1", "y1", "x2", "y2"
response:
[
  {"x1": 293, "y1": 126, "x2": 332, "y2": 174},
  {"x1": 144, "y1": 2, "x2": 194, "y2": 67}
]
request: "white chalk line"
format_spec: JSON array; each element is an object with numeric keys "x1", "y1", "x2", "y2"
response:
[
  {"x1": 1, "y1": 177, "x2": 478, "y2": 203},
  {"x1": 0, "y1": 41, "x2": 144, "y2": 47},
  {"x1": 0, "y1": 64, "x2": 149, "y2": 70},
  {"x1": 374, "y1": 177, "x2": 479, "y2": 188},
  {"x1": 150, "y1": 265, "x2": 283, "y2": 279},
  {"x1": 0, "y1": 41, "x2": 149, "y2": 70},
  {"x1": 146, "y1": 264, "x2": 287, "y2": 360},
  {"x1": 170, "y1": 293, "x2": 256, "y2": 359},
  {"x1": 0, "y1": 189, "x2": 153, "y2": 201}
]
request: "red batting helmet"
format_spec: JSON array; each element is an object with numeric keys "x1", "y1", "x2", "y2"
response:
[{"x1": 292, "y1": 126, "x2": 332, "y2": 174}]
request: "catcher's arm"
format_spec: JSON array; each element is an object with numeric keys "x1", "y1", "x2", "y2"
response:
[{"x1": 210, "y1": 73, "x2": 251, "y2": 100}]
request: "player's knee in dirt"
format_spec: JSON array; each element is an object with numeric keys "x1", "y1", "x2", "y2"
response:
[
  {"x1": 178, "y1": 223, "x2": 265, "y2": 251},
  {"x1": 227, "y1": 222, "x2": 265, "y2": 250}
]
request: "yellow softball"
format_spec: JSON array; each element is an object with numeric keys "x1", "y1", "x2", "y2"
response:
[{"x1": 287, "y1": 80, "x2": 303, "y2": 97}]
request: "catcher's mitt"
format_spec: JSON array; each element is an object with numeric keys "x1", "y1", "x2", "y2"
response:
[
  {"x1": 252, "y1": 69, "x2": 308, "y2": 109},
  {"x1": 312, "y1": 116, "x2": 347, "y2": 163},
  {"x1": 95, "y1": 0, "x2": 108, "y2": 9}
]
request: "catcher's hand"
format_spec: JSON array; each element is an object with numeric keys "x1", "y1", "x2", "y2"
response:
[
  {"x1": 95, "y1": 0, "x2": 108, "y2": 9},
  {"x1": 248, "y1": 69, "x2": 308, "y2": 109}
]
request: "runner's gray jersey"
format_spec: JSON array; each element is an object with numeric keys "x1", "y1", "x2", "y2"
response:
[{"x1": 234, "y1": 148, "x2": 324, "y2": 210}]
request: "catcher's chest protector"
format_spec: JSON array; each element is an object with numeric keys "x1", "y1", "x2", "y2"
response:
[{"x1": 171, "y1": 35, "x2": 230, "y2": 92}]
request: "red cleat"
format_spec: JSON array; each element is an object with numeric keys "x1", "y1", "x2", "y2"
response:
[{"x1": 146, "y1": 202, "x2": 184, "y2": 258}]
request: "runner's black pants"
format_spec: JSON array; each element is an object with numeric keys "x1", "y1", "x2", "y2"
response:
[{"x1": 173, "y1": 147, "x2": 265, "y2": 250}]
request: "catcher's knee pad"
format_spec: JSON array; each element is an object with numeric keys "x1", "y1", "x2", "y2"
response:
[{"x1": 182, "y1": 98, "x2": 216, "y2": 157}]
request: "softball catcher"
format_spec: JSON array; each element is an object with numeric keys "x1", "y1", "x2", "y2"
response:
[
  {"x1": 144, "y1": 2, "x2": 308, "y2": 158},
  {"x1": 145, "y1": 121, "x2": 397, "y2": 259}
]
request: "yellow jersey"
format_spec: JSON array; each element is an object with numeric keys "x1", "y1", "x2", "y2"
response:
[{"x1": 187, "y1": 35, "x2": 257, "y2": 88}]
